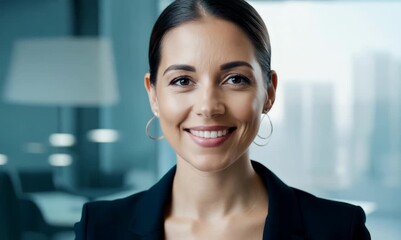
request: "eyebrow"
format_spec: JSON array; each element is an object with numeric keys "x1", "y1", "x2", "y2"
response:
[
  {"x1": 220, "y1": 61, "x2": 253, "y2": 71},
  {"x1": 162, "y1": 61, "x2": 253, "y2": 76},
  {"x1": 163, "y1": 64, "x2": 196, "y2": 76}
]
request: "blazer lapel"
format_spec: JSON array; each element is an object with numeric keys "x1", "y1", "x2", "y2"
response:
[
  {"x1": 127, "y1": 166, "x2": 177, "y2": 240},
  {"x1": 126, "y1": 162, "x2": 306, "y2": 240},
  {"x1": 252, "y1": 161, "x2": 306, "y2": 240}
]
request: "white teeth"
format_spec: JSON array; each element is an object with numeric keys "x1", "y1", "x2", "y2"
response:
[
  {"x1": 189, "y1": 129, "x2": 230, "y2": 138},
  {"x1": 211, "y1": 131, "x2": 217, "y2": 138}
]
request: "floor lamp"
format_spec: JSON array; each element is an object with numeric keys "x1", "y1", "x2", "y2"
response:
[{"x1": 4, "y1": 37, "x2": 119, "y2": 187}]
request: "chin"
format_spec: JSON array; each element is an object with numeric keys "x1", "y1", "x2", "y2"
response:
[{"x1": 178, "y1": 153, "x2": 239, "y2": 173}]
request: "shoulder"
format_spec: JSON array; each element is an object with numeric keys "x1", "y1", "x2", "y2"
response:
[
  {"x1": 292, "y1": 188, "x2": 370, "y2": 239},
  {"x1": 251, "y1": 160, "x2": 370, "y2": 239},
  {"x1": 85, "y1": 191, "x2": 145, "y2": 221},
  {"x1": 74, "y1": 166, "x2": 176, "y2": 240},
  {"x1": 294, "y1": 188, "x2": 361, "y2": 217},
  {"x1": 74, "y1": 191, "x2": 146, "y2": 240}
]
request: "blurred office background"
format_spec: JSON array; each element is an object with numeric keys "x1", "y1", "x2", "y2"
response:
[{"x1": 0, "y1": 0, "x2": 400, "y2": 239}]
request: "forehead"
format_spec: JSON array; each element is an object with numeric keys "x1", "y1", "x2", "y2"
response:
[{"x1": 159, "y1": 17, "x2": 257, "y2": 69}]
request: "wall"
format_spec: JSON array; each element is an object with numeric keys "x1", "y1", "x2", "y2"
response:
[
  {"x1": 0, "y1": 0, "x2": 160, "y2": 188},
  {"x1": 99, "y1": 0, "x2": 159, "y2": 175},
  {"x1": 0, "y1": 0, "x2": 72, "y2": 170}
]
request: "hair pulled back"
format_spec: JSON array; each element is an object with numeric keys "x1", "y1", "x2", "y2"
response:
[{"x1": 148, "y1": 0, "x2": 271, "y2": 87}]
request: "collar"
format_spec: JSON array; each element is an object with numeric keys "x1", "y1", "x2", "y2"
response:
[
  {"x1": 253, "y1": 161, "x2": 305, "y2": 239},
  {"x1": 128, "y1": 165, "x2": 176, "y2": 239},
  {"x1": 128, "y1": 161, "x2": 305, "y2": 239}
]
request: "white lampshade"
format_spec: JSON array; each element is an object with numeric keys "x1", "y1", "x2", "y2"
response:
[{"x1": 4, "y1": 37, "x2": 118, "y2": 106}]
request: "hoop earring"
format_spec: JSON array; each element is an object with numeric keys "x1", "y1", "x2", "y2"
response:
[
  {"x1": 253, "y1": 113, "x2": 273, "y2": 146},
  {"x1": 146, "y1": 115, "x2": 164, "y2": 140}
]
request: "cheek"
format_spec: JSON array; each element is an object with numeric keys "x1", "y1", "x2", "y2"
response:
[
  {"x1": 157, "y1": 92, "x2": 191, "y2": 129},
  {"x1": 228, "y1": 93, "x2": 263, "y2": 123}
]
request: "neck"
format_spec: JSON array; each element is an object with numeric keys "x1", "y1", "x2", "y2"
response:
[{"x1": 170, "y1": 156, "x2": 264, "y2": 220}]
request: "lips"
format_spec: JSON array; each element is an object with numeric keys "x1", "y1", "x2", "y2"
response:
[{"x1": 184, "y1": 126, "x2": 236, "y2": 147}]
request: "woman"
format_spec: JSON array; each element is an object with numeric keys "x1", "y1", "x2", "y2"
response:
[{"x1": 75, "y1": 0, "x2": 370, "y2": 239}]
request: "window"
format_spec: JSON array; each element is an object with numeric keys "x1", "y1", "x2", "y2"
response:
[{"x1": 249, "y1": 1, "x2": 401, "y2": 239}]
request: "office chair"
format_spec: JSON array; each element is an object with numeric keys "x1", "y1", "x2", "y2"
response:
[{"x1": 0, "y1": 170, "x2": 22, "y2": 240}]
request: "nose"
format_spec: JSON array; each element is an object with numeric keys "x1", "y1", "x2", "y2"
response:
[{"x1": 195, "y1": 84, "x2": 225, "y2": 118}]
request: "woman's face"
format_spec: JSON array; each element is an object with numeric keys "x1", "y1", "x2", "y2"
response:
[{"x1": 145, "y1": 17, "x2": 276, "y2": 172}]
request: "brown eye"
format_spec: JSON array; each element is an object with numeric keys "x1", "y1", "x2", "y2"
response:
[
  {"x1": 224, "y1": 75, "x2": 251, "y2": 86},
  {"x1": 169, "y1": 77, "x2": 193, "y2": 86}
]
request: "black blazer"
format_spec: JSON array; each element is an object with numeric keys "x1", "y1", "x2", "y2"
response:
[{"x1": 74, "y1": 161, "x2": 371, "y2": 239}]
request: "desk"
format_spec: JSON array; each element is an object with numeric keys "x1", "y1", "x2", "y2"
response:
[{"x1": 28, "y1": 192, "x2": 88, "y2": 226}]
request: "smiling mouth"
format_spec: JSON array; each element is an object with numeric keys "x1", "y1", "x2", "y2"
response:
[{"x1": 184, "y1": 127, "x2": 236, "y2": 139}]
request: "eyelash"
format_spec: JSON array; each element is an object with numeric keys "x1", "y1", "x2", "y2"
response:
[
  {"x1": 223, "y1": 74, "x2": 251, "y2": 86},
  {"x1": 169, "y1": 76, "x2": 193, "y2": 87},
  {"x1": 168, "y1": 74, "x2": 251, "y2": 87}
]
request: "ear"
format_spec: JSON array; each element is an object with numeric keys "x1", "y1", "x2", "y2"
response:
[
  {"x1": 144, "y1": 73, "x2": 159, "y2": 115},
  {"x1": 264, "y1": 70, "x2": 278, "y2": 113}
]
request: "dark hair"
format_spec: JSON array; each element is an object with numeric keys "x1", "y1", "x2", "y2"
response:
[{"x1": 148, "y1": 0, "x2": 271, "y2": 87}]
